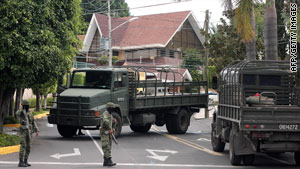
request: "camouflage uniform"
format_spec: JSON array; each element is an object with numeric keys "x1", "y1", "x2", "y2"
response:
[
  {"x1": 99, "y1": 102, "x2": 116, "y2": 166},
  {"x1": 16, "y1": 100, "x2": 39, "y2": 167}
]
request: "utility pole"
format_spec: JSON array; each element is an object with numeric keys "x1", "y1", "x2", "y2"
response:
[
  {"x1": 107, "y1": 0, "x2": 112, "y2": 66},
  {"x1": 204, "y1": 10, "x2": 209, "y2": 118}
]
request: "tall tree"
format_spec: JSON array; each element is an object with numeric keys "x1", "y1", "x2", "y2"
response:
[
  {"x1": 275, "y1": 0, "x2": 288, "y2": 60},
  {"x1": 222, "y1": 0, "x2": 258, "y2": 61},
  {"x1": 0, "y1": 0, "x2": 82, "y2": 132},
  {"x1": 264, "y1": 0, "x2": 278, "y2": 60},
  {"x1": 81, "y1": 0, "x2": 130, "y2": 24},
  {"x1": 201, "y1": 18, "x2": 246, "y2": 73}
]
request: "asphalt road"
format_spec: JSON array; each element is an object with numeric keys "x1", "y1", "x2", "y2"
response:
[{"x1": 0, "y1": 114, "x2": 298, "y2": 169}]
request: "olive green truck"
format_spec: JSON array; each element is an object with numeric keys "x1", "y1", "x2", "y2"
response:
[
  {"x1": 48, "y1": 66, "x2": 208, "y2": 138},
  {"x1": 211, "y1": 61, "x2": 300, "y2": 166}
]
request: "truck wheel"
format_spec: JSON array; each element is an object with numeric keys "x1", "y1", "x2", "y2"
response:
[
  {"x1": 295, "y1": 152, "x2": 300, "y2": 166},
  {"x1": 57, "y1": 125, "x2": 77, "y2": 138},
  {"x1": 130, "y1": 124, "x2": 152, "y2": 133},
  {"x1": 112, "y1": 112, "x2": 122, "y2": 138},
  {"x1": 211, "y1": 123, "x2": 225, "y2": 152},
  {"x1": 229, "y1": 134, "x2": 241, "y2": 165},
  {"x1": 242, "y1": 154, "x2": 255, "y2": 166},
  {"x1": 166, "y1": 108, "x2": 189, "y2": 134}
]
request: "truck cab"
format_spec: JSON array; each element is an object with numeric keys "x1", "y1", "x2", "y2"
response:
[{"x1": 48, "y1": 68, "x2": 129, "y2": 138}]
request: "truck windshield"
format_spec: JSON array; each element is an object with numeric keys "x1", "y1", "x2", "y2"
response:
[{"x1": 70, "y1": 71, "x2": 112, "y2": 89}]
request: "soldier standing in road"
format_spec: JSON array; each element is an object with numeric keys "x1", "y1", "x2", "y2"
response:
[
  {"x1": 99, "y1": 102, "x2": 117, "y2": 167},
  {"x1": 16, "y1": 99, "x2": 39, "y2": 167}
]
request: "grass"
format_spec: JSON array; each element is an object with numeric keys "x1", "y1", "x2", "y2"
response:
[
  {"x1": 0, "y1": 133, "x2": 19, "y2": 147},
  {"x1": 32, "y1": 110, "x2": 49, "y2": 116}
]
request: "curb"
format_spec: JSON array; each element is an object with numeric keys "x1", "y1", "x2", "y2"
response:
[
  {"x1": 0, "y1": 145, "x2": 20, "y2": 155},
  {"x1": 0, "y1": 113, "x2": 48, "y2": 155}
]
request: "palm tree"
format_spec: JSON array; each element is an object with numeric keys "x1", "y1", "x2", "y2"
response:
[
  {"x1": 264, "y1": 0, "x2": 278, "y2": 60},
  {"x1": 222, "y1": 0, "x2": 257, "y2": 61}
]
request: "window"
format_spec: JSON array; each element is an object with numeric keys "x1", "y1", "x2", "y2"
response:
[
  {"x1": 114, "y1": 74, "x2": 124, "y2": 88},
  {"x1": 259, "y1": 75, "x2": 281, "y2": 86},
  {"x1": 243, "y1": 75, "x2": 256, "y2": 85},
  {"x1": 71, "y1": 71, "x2": 112, "y2": 89}
]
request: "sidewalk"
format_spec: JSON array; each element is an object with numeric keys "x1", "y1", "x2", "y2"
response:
[{"x1": 0, "y1": 112, "x2": 48, "y2": 155}]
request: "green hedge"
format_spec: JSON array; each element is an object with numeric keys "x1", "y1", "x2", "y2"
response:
[
  {"x1": 0, "y1": 133, "x2": 20, "y2": 147},
  {"x1": 29, "y1": 97, "x2": 54, "y2": 108},
  {"x1": 4, "y1": 116, "x2": 19, "y2": 124}
]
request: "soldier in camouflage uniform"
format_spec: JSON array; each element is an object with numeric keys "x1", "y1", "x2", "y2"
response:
[
  {"x1": 16, "y1": 99, "x2": 39, "y2": 167},
  {"x1": 99, "y1": 102, "x2": 117, "y2": 167}
]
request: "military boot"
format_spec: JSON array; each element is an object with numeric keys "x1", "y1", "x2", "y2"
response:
[
  {"x1": 103, "y1": 158, "x2": 108, "y2": 166},
  {"x1": 106, "y1": 158, "x2": 116, "y2": 166},
  {"x1": 24, "y1": 159, "x2": 31, "y2": 166},
  {"x1": 18, "y1": 159, "x2": 27, "y2": 167}
]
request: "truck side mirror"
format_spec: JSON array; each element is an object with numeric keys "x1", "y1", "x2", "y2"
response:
[{"x1": 212, "y1": 76, "x2": 218, "y2": 89}]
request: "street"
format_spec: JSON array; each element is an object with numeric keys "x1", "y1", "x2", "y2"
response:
[{"x1": 0, "y1": 114, "x2": 298, "y2": 169}]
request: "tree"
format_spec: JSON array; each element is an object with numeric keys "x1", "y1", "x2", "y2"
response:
[
  {"x1": 0, "y1": 0, "x2": 82, "y2": 132},
  {"x1": 275, "y1": 0, "x2": 288, "y2": 60},
  {"x1": 223, "y1": 0, "x2": 259, "y2": 61},
  {"x1": 98, "y1": 55, "x2": 119, "y2": 65},
  {"x1": 81, "y1": 0, "x2": 130, "y2": 30},
  {"x1": 264, "y1": 0, "x2": 278, "y2": 60},
  {"x1": 181, "y1": 48, "x2": 203, "y2": 82},
  {"x1": 201, "y1": 18, "x2": 246, "y2": 73}
]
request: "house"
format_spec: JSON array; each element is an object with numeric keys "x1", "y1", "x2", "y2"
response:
[{"x1": 81, "y1": 10, "x2": 204, "y2": 65}]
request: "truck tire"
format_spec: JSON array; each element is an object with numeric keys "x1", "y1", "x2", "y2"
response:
[
  {"x1": 295, "y1": 152, "x2": 300, "y2": 166},
  {"x1": 130, "y1": 124, "x2": 152, "y2": 133},
  {"x1": 166, "y1": 108, "x2": 189, "y2": 134},
  {"x1": 242, "y1": 154, "x2": 255, "y2": 166},
  {"x1": 112, "y1": 112, "x2": 122, "y2": 138},
  {"x1": 211, "y1": 123, "x2": 225, "y2": 152},
  {"x1": 229, "y1": 133, "x2": 241, "y2": 165},
  {"x1": 57, "y1": 125, "x2": 77, "y2": 138}
]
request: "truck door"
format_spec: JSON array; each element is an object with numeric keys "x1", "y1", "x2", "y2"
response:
[{"x1": 112, "y1": 72, "x2": 129, "y2": 117}]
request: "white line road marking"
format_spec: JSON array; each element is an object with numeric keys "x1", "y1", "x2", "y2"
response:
[
  {"x1": 0, "y1": 161, "x2": 237, "y2": 168},
  {"x1": 50, "y1": 148, "x2": 81, "y2": 159},
  {"x1": 146, "y1": 149, "x2": 177, "y2": 161},
  {"x1": 46, "y1": 123, "x2": 54, "y2": 127},
  {"x1": 197, "y1": 138, "x2": 211, "y2": 141},
  {"x1": 86, "y1": 130, "x2": 104, "y2": 156}
]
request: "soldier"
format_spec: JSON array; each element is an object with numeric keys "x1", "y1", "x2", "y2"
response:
[
  {"x1": 99, "y1": 102, "x2": 117, "y2": 167},
  {"x1": 16, "y1": 99, "x2": 39, "y2": 167}
]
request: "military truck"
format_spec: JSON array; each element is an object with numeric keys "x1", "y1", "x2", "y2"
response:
[
  {"x1": 211, "y1": 61, "x2": 300, "y2": 166},
  {"x1": 48, "y1": 66, "x2": 208, "y2": 138}
]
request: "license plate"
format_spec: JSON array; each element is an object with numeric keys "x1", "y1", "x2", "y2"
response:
[{"x1": 279, "y1": 124, "x2": 298, "y2": 130}]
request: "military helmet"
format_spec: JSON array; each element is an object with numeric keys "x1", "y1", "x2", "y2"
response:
[
  {"x1": 22, "y1": 99, "x2": 30, "y2": 106},
  {"x1": 106, "y1": 102, "x2": 115, "y2": 108}
]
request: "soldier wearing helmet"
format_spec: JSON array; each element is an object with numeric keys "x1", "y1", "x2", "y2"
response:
[
  {"x1": 16, "y1": 99, "x2": 39, "y2": 167},
  {"x1": 99, "y1": 102, "x2": 117, "y2": 167}
]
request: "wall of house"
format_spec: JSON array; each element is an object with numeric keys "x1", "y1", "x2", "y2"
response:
[
  {"x1": 124, "y1": 49, "x2": 157, "y2": 61},
  {"x1": 88, "y1": 29, "x2": 102, "y2": 59},
  {"x1": 166, "y1": 19, "x2": 203, "y2": 56}
]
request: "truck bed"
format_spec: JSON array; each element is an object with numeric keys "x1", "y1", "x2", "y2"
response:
[
  {"x1": 218, "y1": 105, "x2": 300, "y2": 131},
  {"x1": 130, "y1": 93, "x2": 208, "y2": 110}
]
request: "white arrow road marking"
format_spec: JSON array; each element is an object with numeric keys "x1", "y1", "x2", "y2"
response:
[
  {"x1": 50, "y1": 148, "x2": 81, "y2": 159},
  {"x1": 46, "y1": 123, "x2": 53, "y2": 127},
  {"x1": 197, "y1": 138, "x2": 211, "y2": 141},
  {"x1": 146, "y1": 149, "x2": 177, "y2": 162}
]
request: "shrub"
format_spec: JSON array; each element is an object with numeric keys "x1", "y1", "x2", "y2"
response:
[
  {"x1": 47, "y1": 97, "x2": 54, "y2": 107},
  {"x1": 0, "y1": 133, "x2": 20, "y2": 147},
  {"x1": 4, "y1": 116, "x2": 19, "y2": 124},
  {"x1": 29, "y1": 98, "x2": 36, "y2": 108}
]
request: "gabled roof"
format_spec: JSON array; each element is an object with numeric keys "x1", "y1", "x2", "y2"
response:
[{"x1": 83, "y1": 11, "x2": 203, "y2": 52}]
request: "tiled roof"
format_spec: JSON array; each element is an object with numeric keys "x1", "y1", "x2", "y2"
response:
[{"x1": 95, "y1": 11, "x2": 191, "y2": 49}]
